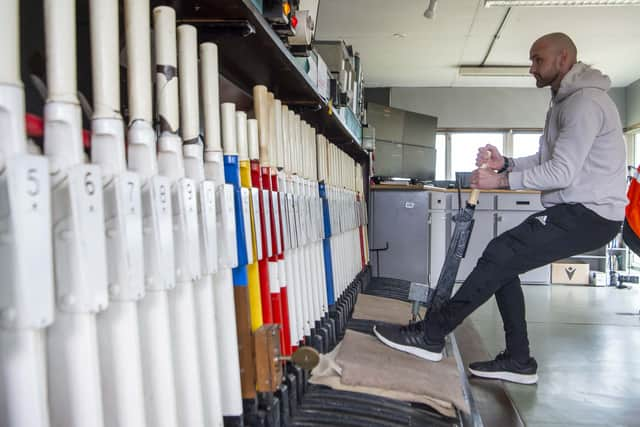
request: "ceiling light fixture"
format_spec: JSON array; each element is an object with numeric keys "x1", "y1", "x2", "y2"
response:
[
  {"x1": 424, "y1": 0, "x2": 438, "y2": 18},
  {"x1": 485, "y1": 0, "x2": 640, "y2": 6},
  {"x1": 458, "y1": 65, "x2": 531, "y2": 77}
]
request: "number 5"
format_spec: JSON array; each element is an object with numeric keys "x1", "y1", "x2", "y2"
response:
[{"x1": 27, "y1": 168, "x2": 39, "y2": 196}]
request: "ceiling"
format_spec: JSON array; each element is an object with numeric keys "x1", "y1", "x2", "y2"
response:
[{"x1": 314, "y1": 0, "x2": 640, "y2": 88}]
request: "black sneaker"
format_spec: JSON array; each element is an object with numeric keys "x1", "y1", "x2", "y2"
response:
[
  {"x1": 468, "y1": 352, "x2": 538, "y2": 384},
  {"x1": 373, "y1": 322, "x2": 444, "y2": 362}
]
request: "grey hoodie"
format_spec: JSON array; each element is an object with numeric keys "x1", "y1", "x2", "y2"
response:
[{"x1": 508, "y1": 62, "x2": 628, "y2": 221}]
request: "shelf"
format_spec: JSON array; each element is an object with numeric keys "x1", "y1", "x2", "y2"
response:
[{"x1": 159, "y1": 0, "x2": 368, "y2": 163}]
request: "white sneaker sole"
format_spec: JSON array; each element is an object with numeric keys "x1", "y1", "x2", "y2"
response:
[
  {"x1": 373, "y1": 325, "x2": 443, "y2": 362},
  {"x1": 468, "y1": 367, "x2": 538, "y2": 384}
]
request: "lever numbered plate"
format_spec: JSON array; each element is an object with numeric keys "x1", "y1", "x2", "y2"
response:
[
  {"x1": 51, "y1": 164, "x2": 108, "y2": 313},
  {"x1": 103, "y1": 172, "x2": 144, "y2": 301},
  {"x1": 0, "y1": 155, "x2": 54, "y2": 328}
]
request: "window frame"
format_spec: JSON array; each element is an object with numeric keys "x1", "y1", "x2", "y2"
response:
[{"x1": 435, "y1": 128, "x2": 543, "y2": 180}]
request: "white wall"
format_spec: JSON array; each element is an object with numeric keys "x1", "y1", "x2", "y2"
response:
[
  {"x1": 390, "y1": 87, "x2": 627, "y2": 130},
  {"x1": 626, "y1": 79, "x2": 640, "y2": 128}
]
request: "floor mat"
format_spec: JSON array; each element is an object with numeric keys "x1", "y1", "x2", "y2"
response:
[
  {"x1": 309, "y1": 340, "x2": 458, "y2": 418},
  {"x1": 352, "y1": 293, "x2": 424, "y2": 324},
  {"x1": 337, "y1": 330, "x2": 469, "y2": 415},
  {"x1": 311, "y1": 293, "x2": 470, "y2": 417}
]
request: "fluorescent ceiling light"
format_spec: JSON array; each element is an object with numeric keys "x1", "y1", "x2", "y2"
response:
[
  {"x1": 485, "y1": 0, "x2": 640, "y2": 6},
  {"x1": 458, "y1": 66, "x2": 531, "y2": 77}
]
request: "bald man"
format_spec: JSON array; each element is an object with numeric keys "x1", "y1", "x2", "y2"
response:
[{"x1": 374, "y1": 33, "x2": 627, "y2": 384}]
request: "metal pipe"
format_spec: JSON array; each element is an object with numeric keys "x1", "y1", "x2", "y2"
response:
[
  {"x1": 0, "y1": 0, "x2": 26, "y2": 162},
  {"x1": 89, "y1": 0, "x2": 120, "y2": 120},
  {"x1": 244, "y1": 116, "x2": 265, "y2": 332},
  {"x1": 221, "y1": 102, "x2": 256, "y2": 402},
  {"x1": 44, "y1": 0, "x2": 77, "y2": 104},
  {"x1": 0, "y1": 3, "x2": 53, "y2": 426},
  {"x1": 154, "y1": 6, "x2": 179, "y2": 134},
  {"x1": 89, "y1": 1, "x2": 146, "y2": 425},
  {"x1": 124, "y1": 3, "x2": 178, "y2": 426},
  {"x1": 178, "y1": 24, "x2": 223, "y2": 427},
  {"x1": 124, "y1": 0, "x2": 152, "y2": 125},
  {"x1": 199, "y1": 42, "x2": 243, "y2": 423},
  {"x1": 155, "y1": 8, "x2": 204, "y2": 427},
  {"x1": 125, "y1": 0, "x2": 157, "y2": 179},
  {"x1": 0, "y1": 0, "x2": 20, "y2": 86},
  {"x1": 178, "y1": 25, "x2": 199, "y2": 145},
  {"x1": 44, "y1": 1, "x2": 109, "y2": 426},
  {"x1": 43, "y1": 0, "x2": 84, "y2": 175},
  {"x1": 200, "y1": 43, "x2": 222, "y2": 154}
]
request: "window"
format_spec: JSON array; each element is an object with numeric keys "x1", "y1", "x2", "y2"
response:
[
  {"x1": 450, "y1": 133, "x2": 504, "y2": 175},
  {"x1": 513, "y1": 132, "x2": 542, "y2": 159},
  {"x1": 435, "y1": 133, "x2": 446, "y2": 180}
]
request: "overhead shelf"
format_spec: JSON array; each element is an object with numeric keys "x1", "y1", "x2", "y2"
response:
[{"x1": 165, "y1": 0, "x2": 368, "y2": 163}]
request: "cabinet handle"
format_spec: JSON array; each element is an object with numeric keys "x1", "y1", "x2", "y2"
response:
[
  {"x1": 496, "y1": 215, "x2": 502, "y2": 222},
  {"x1": 516, "y1": 201, "x2": 530, "y2": 205}
]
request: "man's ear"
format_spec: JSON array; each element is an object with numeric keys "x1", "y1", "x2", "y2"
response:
[{"x1": 559, "y1": 48, "x2": 570, "y2": 69}]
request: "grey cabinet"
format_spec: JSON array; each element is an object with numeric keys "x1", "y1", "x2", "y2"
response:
[
  {"x1": 369, "y1": 190, "x2": 430, "y2": 284},
  {"x1": 367, "y1": 103, "x2": 437, "y2": 181},
  {"x1": 429, "y1": 191, "x2": 551, "y2": 285},
  {"x1": 367, "y1": 103, "x2": 405, "y2": 142},
  {"x1": 368, "y1": 189, "x2": 551, "y2": 287}
]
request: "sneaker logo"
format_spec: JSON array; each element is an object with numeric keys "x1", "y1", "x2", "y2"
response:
[
  {"x1": 565, "y1": 266, "x2": 576, "y2": 279},
  {"x1": 535, "y1": 215, "x2": 548, "y2": 226}
]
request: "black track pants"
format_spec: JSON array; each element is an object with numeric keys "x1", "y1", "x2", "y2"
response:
[{"x1": 425, "y1": 203, "x2": 621, "y2": 362}]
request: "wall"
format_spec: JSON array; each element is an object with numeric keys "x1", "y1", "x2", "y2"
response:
[
  {"x1": 389, "y1": 87, "x2": 628, "y2": 130},
  {"x1": 627, "y1": 79, "x2": 640, "y2": 128}
]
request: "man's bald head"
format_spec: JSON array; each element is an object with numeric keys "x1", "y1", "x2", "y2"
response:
[
  {"x1": 533, "y1": 33, "x2": 577, "y2": 63},
  {"x1": 529, "y1": 33, "x2": 578, "y2": 91}
]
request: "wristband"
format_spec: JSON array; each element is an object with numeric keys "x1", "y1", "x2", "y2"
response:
[{"x1": 497, "y1": 157, "x2": 511, "y2": 174}]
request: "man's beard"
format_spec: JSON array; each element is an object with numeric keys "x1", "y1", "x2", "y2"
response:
[{"x1": 534, "y1": 70, "x2": 560, "y2": 88}]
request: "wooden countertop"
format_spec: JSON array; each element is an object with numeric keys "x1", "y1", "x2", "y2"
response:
[{"x1": 370, "y1": 183, "x2": 540, "y2": 194}]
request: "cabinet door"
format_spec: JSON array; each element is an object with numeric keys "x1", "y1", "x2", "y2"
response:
[
  {"x1": 455, "y1": 211, "x2": 495, "y2": 282},
  {"x1": 496, "y1": 211, "x2": 550, "y2": 284},
  {"x1": 369, "y1": 190, "x2": 429, "y2": 283}
]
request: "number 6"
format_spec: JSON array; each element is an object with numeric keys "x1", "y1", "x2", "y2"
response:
[{"x1": 85, "y1": 172, "x2": 95, "y2": 195}]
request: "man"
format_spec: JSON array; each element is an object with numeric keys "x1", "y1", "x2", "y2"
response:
[{"x1": 374, "y1": 32, "x2": 627, "y2": 384}]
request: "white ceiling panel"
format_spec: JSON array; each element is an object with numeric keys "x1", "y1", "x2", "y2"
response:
[{"x1": 314, "y1": 0, "x2": 640, "y2": 87}]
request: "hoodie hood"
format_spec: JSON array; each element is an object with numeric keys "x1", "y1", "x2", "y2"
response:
[{"x1": 554, "y1": 62, "x2": 611, "y2": 103}]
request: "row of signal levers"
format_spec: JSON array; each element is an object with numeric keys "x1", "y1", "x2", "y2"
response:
[{"x1": 0, "y1": 0, "x2": 370, "y2": 426}]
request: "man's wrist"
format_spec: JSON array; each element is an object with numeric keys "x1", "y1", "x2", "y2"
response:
[{"x1": 497, "y1": 157, "x2": 512, "y2": 174}]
